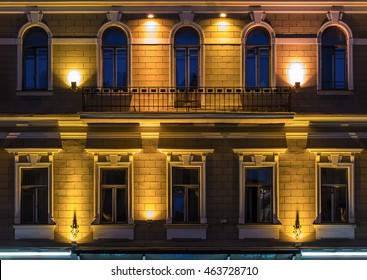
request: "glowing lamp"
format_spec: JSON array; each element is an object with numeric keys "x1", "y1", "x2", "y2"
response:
[
  {"x1": 70, "y1": 211, "x2": 79, "y2": 247},
  {"x1": 67, "y1": 70, "x2": 81, "y2": 92},
  {"x1": 146, "y1": 210, "x2": 155, "y2": 224},
  {"x1": 147, "y1": 14, "x2": 154, "y2": 19},
  {"x1": 220, "y1": 13, "x2": 227, "y2": 18},
  {"x1": 288, "y1": 62, "x2": 305, "y2": 92},
  {"x1": 293, "y1": 211, "x2": 303, "y2": 247}
]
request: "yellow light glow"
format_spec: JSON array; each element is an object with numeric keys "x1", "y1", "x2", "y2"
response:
[
  {"x1": 288, "y1": 62, "x2": 305, "y2": 86},
  {"x1": 145, "y1": 20, "x2": 158, "y2": 33},
  {"x1": 146, "y1": 210, "x2": 155, "y2": 219},
  {"x1": 220, "y1": 13, "x2": 227, "y2": 18},
  {"x1": 147, "y1": 14, "x2": 154, "y2": 19},
  {"x1": 218, "y1": 21, "x2": 229, "y2": 32},
  {"x1": 67, "y1": 70, "x2": 81, "y2": 86}
]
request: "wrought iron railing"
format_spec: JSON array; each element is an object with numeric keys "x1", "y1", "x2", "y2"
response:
[{"x1": 82, "y1": 87, "x2": 291, "y2": 113}]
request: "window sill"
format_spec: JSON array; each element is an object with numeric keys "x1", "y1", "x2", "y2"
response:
[
  {"x1": 314, "y1": 224, "x2": 356, "y2": 239},
  {"x1": 237, "y1": 224, "x2": 281, "y2": 239},
  {"x1": 317, "y1": 90, "x2": 353, "y2": 96},
  {"x1": 16, "y1": 91, "x2": 53, "y2": 97},
  {"x1": 165, "y1": 224, "x2": 208, "y2": 240},
  {"x1": 91, "y1": 224, "x2": 135, "y2": 240},
  {"x1": 13, "y1": 224, "x2": 56, "y2": 240}
]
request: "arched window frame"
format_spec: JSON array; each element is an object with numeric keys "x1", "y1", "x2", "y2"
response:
[
  {"x1": 317, "y1": 22, "x2": 354, "y2": 92},
  {"x1": 97, "y1": 22, "x2": 132, "y2": 88},
  {"x1": 242, "y1": 22, "x2": 275, "y2": 87},
  {"x1": 17, "y1": 23, "x2": 52, "y2": 93},
  {"x1": 170, "y1": 23, "x2": 204, "y2": 88}
]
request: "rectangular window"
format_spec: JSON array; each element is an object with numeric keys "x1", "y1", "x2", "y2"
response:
[
  {"x1": 320, "y1": 167, "x2": 348, "y2": 223},
  {"x1": 100, "y1": 168, "x2": 128, "y2": 223},
  {"x1": 175, "y1": 48, "x2": 199, "y2": 88},
  {"x1": 20, "y1": 168, "x2": 48, "y2": 224},
  {"x1": 245, "y1": 167, "x2": 273, "y2": 223},
  {"x1": 245, "y1": 48, "x2": 270, "y2": 88},
  {"x1": 322, "y1": 47, "x2": 346, "y2": 90},
  {"x1": 23, "y1": 47, "x2": 48, "y2": 90},
  {"x1": 103, "y1": 48, "x2": 127, "y2": 88},
  {"x1": 172, "y1": 167, "x2": 200, "y2": 223}
]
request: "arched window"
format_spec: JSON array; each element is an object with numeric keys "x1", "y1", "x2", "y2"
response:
[
  {"x1": 23, "y1": 27, "x2": 48, "y2": 90},
  {"x1": 174, "y1": 27, "x2": 200, "y2": 88},
  {"x1": 321, "y1": 26, "x2": 347, "y2": 90},
  {"x1": 245, "y1": 27, "x2": 270, "y2": 88},
  {"x1": 102, "y1": 27, "x2": 128, "y2": 88}
]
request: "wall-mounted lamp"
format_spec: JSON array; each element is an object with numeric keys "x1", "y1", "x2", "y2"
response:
[
  {"x1": 288, "y1": 62, "x2": 304, "y2": 93},
  {"x1": 146, "y1": 210, "x2": 154, "y2": 225},
  {"x1": 70, "y1": 211, "x2": 79, "y2": 247},
  {"x1": 220, "y1": 13, "x2": 227, "y2": 18},
  {"x1": 67, "y1": 70, "x2": 81, "y2": 92},
  {"x1": 293, "y1": 211, "x2": 302, "y2": 246},
  {"x1": 147, "y1": 14, "x2": 154, "y2": 19}
]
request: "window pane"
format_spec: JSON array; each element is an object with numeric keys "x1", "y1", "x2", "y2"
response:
[
  {"x1": 246, "y1": 28, "x2": 270, "y2": 46},
  {"x1": 188, "y1": 188, "x2": 199, "y2": 222},
  {"x1": 259, "y1": 48, "x2": 270, "y2": 87},
  {"x1": 116, "y1": 188, "x2": 127, "y2": 223},
  {"x1": 173, "y1": 187, "x2": 185, "y2": 222},
  {"x1": 335, "y1": 48, "x2": 346, "y2": 89},
  {"x1": 176, "y1": 49, "x2": 186, "y2": 87},
  {"x1": 322, "y1": 26, "x2": 346, "y2": 45},
  {"x1": 321, "y1": 168, "x2": 347, "y2": 185},
  {"x1": 103, "y1": 48, "x2": 114, "y2": 87},
  {"x1": 23, "y1": 27, "x2": 48, "y2": 46},
  {"x1": 172, "y1": 167, "x2": 199, "y2": 185},
  {"x1": 24, "y1": 53, "x2": 36, "y2": 90},
  {"x1": 21, "y1": 188, "x2": 35, "y2": 223},
  {"x1": 22, "y1": 168, "x2": 48, "y2": 186},
  {"x1": 102, "y1": 27, "x2": 127, "y2": 46},
  {"x1": 245, "y1": 167, "x2": 272, "y2": 186},
  {"x1": 245, "y1": 187, "x2": 258, "y2": 222},
  {"x1": 322, "y1": 47, "x2": 333, "y2": 89},
  {"x1": 259, "y1": 187, "x2": 272, "y2": 222},
  {"x1": 36, "y1": 48, "x2": 48, "y2": 90},
  {"x1": 321, "y1": 186, "x2": 347, "y2": 223},
  {"x1": 101, "y1": 188, "x2": 113, "y2": 223},
  {"x1": 101, "y1": 168, "x2": 127, "y2": 185},
  {"x1": 189, "y1": 49, "x2": 199, "y2": 87},
  {"x1": 116, "y1": 48, "x2": 127, "y2": 87},
  {"x1": 37, "y1": 187, "x2": 48, "y2": 223},
  {"x1": 246, "y1": 49, "x2": 256, "y2": 87},
  {"x1": 175, "y1": 28, "x2": 199, "y2": 46}
]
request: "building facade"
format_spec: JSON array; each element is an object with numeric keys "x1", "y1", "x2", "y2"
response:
[{"x1": 1, "y1": 1, "x2": 367, "y2": 259}]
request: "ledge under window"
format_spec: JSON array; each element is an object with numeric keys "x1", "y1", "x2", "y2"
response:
[
  {"x1": 91, "y1": 224, "x2": 135, "y2": 240},
  {"x1": 16, "y1": 91, "x2": 53, "y2": 97},
  {"x1": 13, "y1": 224, "x2": 56, "y2": 240},
  {"x1": 317, "y1": 90, "x2": 353, "y2": 96},
  {"x1": 238, "y1": 224, "x2": 281, "y2": 239},
  {"x1": 314, "y1": 224, "x2": 356, "y2": 239},
  {"x1": 165, "y1": 224, "x2": 208, "y2": 240}
]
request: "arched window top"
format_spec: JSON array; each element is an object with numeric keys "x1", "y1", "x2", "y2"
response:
[
  {"x1": 174, "y1": 27, "x2": 200, "y2": 46},
  {"x1": 23, "y1": 27, "x2": 48, "y2": 47},
  {"x1": 322, "y1": 26, "x2": 346, "y2": 45},
  {"x1": 102, "y1": 27, "x2": 127, "y2": 46},
  {"x1": 246, "y1": 27, "x2": 270, "y2": 46}
]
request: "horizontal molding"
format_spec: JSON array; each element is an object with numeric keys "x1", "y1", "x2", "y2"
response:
[
  {"x1": 52, "y1": 38, "x2": 97, "y2": 44},
  {"x1": 131, "y1": 38, "x2": 170, "y2": 45},
  {"x1": 205, "y1": 38, "x2": 241, "y2": 45},
  {"x1": 275, "y1": 38, "x2": 317, "y2": 45},
  {"x1": 0, "y1": 38, "x2": 18, "y2": 45}
]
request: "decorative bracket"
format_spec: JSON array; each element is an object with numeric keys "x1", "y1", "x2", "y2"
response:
[
  {"x1": 107, "y1": 11, "x2": 122, "y2": 23},
  {"x1": 179, "y1": 11, "x2": 195, "y2": 24},
  {"x1": 27, "y1": 11, "x2": 43, "y2": 24}
]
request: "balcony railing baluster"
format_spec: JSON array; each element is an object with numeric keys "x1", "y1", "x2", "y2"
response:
[{"x1": 82, "y1": 87, "x2": 291, "y2": 113}]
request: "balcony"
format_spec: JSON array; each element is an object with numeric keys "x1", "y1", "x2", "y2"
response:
[{"x1": 82, "y1": 87, "x2": 291, "y2": 113}]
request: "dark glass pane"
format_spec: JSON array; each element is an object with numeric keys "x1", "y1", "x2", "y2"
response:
[
  {"x1": 23, "y1": 27, "x2": 48, "y2": 46},
  {"x1": 172, "y1": 167, "x2": 199, "y2": 185},
  {"x1": 246, "y1": 28, "x2": 270, "y2": 46},
  {"x1": 189, "y1": 49, "x2": 199, "y2": 87},
  {"x1": 322, "y1": 26, "x2": 346, "y2": 46},
  {"x1": 259, "y1": 48, "x2": 270, "y2": 87},
  {"x1": 36, "y1": 48, "x2": 48, "y2": 89},
  {"x1": 176, "y1": 49, "x2": 186, "y2": 87},
  {"x1": 188, "y1": 188, "x2": 199, "y2": 222},
  {"x1": 21, "y1": 188, "x2": 34, "y2": 223},
  {"x1": 21, "y1": 168, "x2": 48, "y2": 186},
  {"x1": 103, "y1": 48, "x2": 114, "y2": 87},
  {"x1": 101, "y1": 188, "x2": 113, "y2": 223},
  {"x1": 322, "y1": 47, "x2": 333, "y2": 89},
  {"x1": 321, "y1": 186, "x2": 347, "y2": 223},
  {"x1": 245, "y1": 167, "x2": 272, "y2": 186},
  {"x1": 175, "y1": 27, "x2": 199, "y2": 46},
  {"x1": 116, "y1": 48, "x2": 127, "y2": 87},
  {"x1": 102, "y1": 27, "x2": 127, "y2": 46},
  {"x1": 259, "y1": 187, "x2": 272, "y2": 222},
  {"x1": 321, "y1": 186, "x2": 332, "y2": 222},
  {"x1": 335, "y1": 186, "x2": 347, "y2": 222},
  {"x1": 37, "y1": 187, "x2": 48, "y2": 223},
  {"x1": 245, "y1": 187, "x2": 258, "y2": 222},
  {"x1": 335, "y1": 48, "x2": 346, "y2": 89},
  {"x1": 246, "y1": 49, "x2": 256, "y2": 87},
  {"x1": 24, "y1": 53, "x2": 36, "y2": 90},
  {"x1": 173, "y1": 186, "x2": 185, "y2": 222},
  {"x1": 101, "y1": 168, "x2": 127, "y2": 185},
  {"x1": 116, "y1": 188, "x2": 127, "y2": 223},
  {"x1": 321, "y1": 168, "x2": 347, "y2": 185}
]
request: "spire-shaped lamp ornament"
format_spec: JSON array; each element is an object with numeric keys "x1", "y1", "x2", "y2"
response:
[
  {"x1": 70, "y1": 211, "x2": 79, "y2": 248},
  {"x1": 293, "y1": 211, "x2": 302, "y2": 247}
]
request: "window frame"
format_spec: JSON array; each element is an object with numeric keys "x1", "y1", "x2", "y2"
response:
[
  {"x1": 317, "y1": 22, "x2": 354, "y2": 93},
  {"x1": 17, "y1": 23, "x2": 53, "y2": 94},
  {"x1": 97, "y1": 23, "x2": 131, "y2": 88}
]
